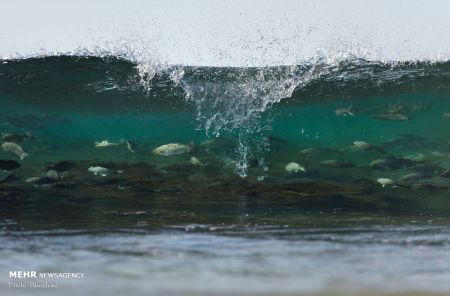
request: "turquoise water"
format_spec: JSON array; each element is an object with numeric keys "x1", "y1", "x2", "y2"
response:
[{"x1": 1, "y1": 56, "x2": 450, "y2": 295}]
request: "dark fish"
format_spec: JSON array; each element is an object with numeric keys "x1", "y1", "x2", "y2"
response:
[
  {"x1": 47, "y1": 161, "x2": 77, "y2": 172},
  {"x1": 401, "y1": 172, "x2": 431, "y2": 181},
  {"x1": 370, "y1": 156, "x2": 416, "y2": 170},
  {"x1": 6, "y1": 114, "x2": 71, "y2": 130},
  {"x1": 320, "y1": 159, "x2": 355, "y2": 169},
  {"x1": 441, "y1": 170, "x2": 450, "y2": 178},
  {"x1": 372, "y1": 113, "x2": 411, "y2": 121},
  {"x1": 125, "y1": 140, "x2": 137, "y2": 153},
  {"x1": 1, "y1": 131, "x2": 34, "y2": 142},
  {"x1": 0, "y1": 160, "x2": 21, "y2": 171},
  {"x1": 381, "y1": 134, "x2": 441, "y2": 150},
  {"x1": 300, "y1": 147, "x2": 343, "y2": 157},
  {"x1": 266, "y1": 136, "x2": 289, "y2": 144},
  {"x1": 0, "y1": 170, "x2": 12, "y2": 183}
]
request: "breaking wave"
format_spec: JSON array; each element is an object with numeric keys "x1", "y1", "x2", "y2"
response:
[{"x1": 1, "y1": 55, "x2": 450, "y2": 175}]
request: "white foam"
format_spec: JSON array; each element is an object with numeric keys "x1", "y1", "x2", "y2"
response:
[{"x1": 1, "y1": 0, "x2": 450, "y2": 66}]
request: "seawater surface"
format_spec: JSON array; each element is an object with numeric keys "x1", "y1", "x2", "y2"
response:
[{"x1": 0, "y1": 56, "x2": 450, "y2": 295}]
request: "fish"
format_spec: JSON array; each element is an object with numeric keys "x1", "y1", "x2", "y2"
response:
[
  {"x1": 335, "y1": 105, "x2": 355, "y2": 117},
  {"x1": 190, "y1": 156, "x2": 204, "y2": 167},
  {"x1": 377, "y1": 178, "x2": 394, "y2": 187},
  {"x1": 320, "y1": 159, "x2": 355, "y2": 169},
  {"x1": 0, "y1": 170, "x2": 11, "y2": 183},
  {"x1": 285, "y1": 162, "x2": 306, "y2": 173},
  {"x1": 47, "y1": 161, "x2": 77, "y2": 172},
  {"x1": 153, "y1": 143, "x2": 192, "y2": 156},
  {"x1": 88, "y1": 166, "x2": 110, "y2": 176},
  {"x1": 6, "y1": 114, "x2": 71, "y2": 130},
  {"x1": 441, "y1": 170, "x2": 450, "y2": 178},
  {"x1": 94, "y1": 140, "x2": 121, "y2": 148},
  {"x1": 0, "y1": 160, "x2": 21, "y2": 171},
  {"x1": 370, "y1": 157, "x2": 416, "y2": 170},
  {"x1": 46, "y1": 169, "x2": 59, "y2": 180},
  {"x1": 351, "y1": 141, "x2": 385, "y2": 153},
  {"x1": 1, "y1": 131, "x2": 34, "y2": 142},
  {"x1": 300, "y1": 147, "x2": 343, "y2": 157},
  {"x1": 1, "y1": 142, "x2": 28, "y2": 160},
  {"x1": 124, "y1": 140, "x2": 137, "y2": 153},
  {"x1": 351, "y1": 141, "x2": 371, "y2": 150},
  {"x1": 372, "y1": 113, "x2": 411, "y2": 121},
  {"x1": 401, "y1": 172, "x2": 431, "y2": 181}
]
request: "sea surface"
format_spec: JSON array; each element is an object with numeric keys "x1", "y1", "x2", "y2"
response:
[{"x1": 0, "y1": 56, "x2": 450, "y2": 295}]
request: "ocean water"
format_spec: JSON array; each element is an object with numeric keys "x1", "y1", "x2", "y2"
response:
[{"x1": 0, "y1": 56, "x2": 450, "y2": 295}]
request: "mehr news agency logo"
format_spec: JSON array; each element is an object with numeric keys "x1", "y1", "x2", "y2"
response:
[{"x1": 8, "y1": 270, "x2": 85, "y2": 288}]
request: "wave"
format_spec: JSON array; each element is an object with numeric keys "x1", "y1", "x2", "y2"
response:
[
  {"x1": 2, "y1": 55, "x2": 450, "y2": 175},
  {"x1": 2, "y1": 55, "x2": 450, "y2": 105}
]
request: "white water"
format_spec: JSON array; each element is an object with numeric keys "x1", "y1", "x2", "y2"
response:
[{"x1": 1, "y1": 0, "x2": 450, "y2": 66}]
